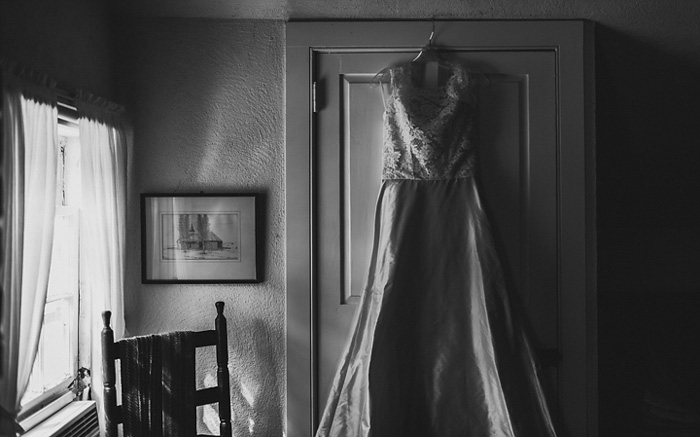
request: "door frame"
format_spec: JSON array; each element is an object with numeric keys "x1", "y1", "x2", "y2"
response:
[{"x1": 286, "y1": 20, "x2": 596, "y2": 437}]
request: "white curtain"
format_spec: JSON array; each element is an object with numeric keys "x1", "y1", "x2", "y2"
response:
[
  {"x1": 75, "y1": 92, "x2": 127, "y2": 435},
  {"x1": 0, "y1": 69, "x2": 59, "y2": 434}
]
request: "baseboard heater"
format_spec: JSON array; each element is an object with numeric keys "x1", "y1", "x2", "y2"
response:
[{"x1": 23, "y1": 401, "x2": 99, "y2": 437}]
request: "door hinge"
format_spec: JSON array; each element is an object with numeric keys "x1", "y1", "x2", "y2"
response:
[{"x1": 312, "y1": 81, "x2": 318, "y2": 113}]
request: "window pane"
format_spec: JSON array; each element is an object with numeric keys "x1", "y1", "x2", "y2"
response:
[
  {"x1": 21, "y1": 298, "x2": 74, "y2": 405},
  {"x1": 47, "y1": 210, "x2": 79, "y2": 301},
  {"x1": 62, "y1": 135, "x2": 81, "y2": 207},
  {"x1": 21, "y1": 208, "x2": 79, "y2": 406},
  {"x1": 21, "y1": 132, "x2": 82, "y2": 412},
  {"x1": 42, "y1": 299, "x2": 73, "y2": 384}
]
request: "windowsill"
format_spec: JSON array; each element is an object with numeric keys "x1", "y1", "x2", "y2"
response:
[
  {"x1": 17, "y1": 391, "x2": 74, "y2": 433},
  {"x1": 17, "y1": 376, "x2": 73, "y2": 428},
  {"x1": 21, "y1": 400, "x2": 97, "y2": 437}
]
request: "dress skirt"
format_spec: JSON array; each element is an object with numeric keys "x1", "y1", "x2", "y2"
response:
[{"x1": 316, "y1": 177, "x2": 556, "y2": 437}]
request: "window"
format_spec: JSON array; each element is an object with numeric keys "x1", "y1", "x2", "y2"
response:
[{"x1": 20, "y1": 102, "x2": 82, "y2": 414}]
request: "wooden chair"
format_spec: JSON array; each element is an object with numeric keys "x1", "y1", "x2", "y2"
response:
[{"x1": 101, "y1": 301, "x2": 232, "y2": 437}]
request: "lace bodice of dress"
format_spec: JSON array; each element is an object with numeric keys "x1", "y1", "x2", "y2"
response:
[{"x1": 383, "y1": 62, "x2": 481, "y2": 180}]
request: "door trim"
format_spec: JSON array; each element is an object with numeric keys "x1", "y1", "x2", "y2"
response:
[{"x1": 285, "y1": 20, "x2": 596, "y2": 437}]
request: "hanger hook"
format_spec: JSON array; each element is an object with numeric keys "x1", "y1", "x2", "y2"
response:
[{"x1": 428, "y1": 20, "x2": 435, "y2": 47}]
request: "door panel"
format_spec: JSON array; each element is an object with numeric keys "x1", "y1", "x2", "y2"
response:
[
  {"x1": 316, "y1": 50, "x2": 559, "y2": 419},
  {"x1": 342, "y1": 73, "x2": 384, "y2": 305}
]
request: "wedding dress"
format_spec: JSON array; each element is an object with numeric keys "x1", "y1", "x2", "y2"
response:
[{"x1": 316, "y1": 61, "x2": 557, "y2": 437}]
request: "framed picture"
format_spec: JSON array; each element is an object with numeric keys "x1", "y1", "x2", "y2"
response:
[{"x1": 141, "y1": 193, "x2": 261, "y2": 283}]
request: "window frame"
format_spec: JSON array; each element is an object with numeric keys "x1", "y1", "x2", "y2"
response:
[{"x1": 17, "y1": 97, "x2": 82, "y2": 424}]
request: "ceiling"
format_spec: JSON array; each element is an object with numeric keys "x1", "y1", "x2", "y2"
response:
[
  {"x1": 110, "y1": 0, "x2": 471, "y2": 21},
  {"x1": 111, "y1": 0, "x2": 312, "y2": 20}
]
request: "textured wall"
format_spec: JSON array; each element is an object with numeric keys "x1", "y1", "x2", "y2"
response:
[
  {"x1": 115, "y1": 18, "x2": 286, "y2": 436},
  {"x1": 0, "y1": 0, "x2": 115, "y2": 99}
]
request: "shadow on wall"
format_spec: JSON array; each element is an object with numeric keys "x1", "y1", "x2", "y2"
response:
[
  {"x1": 110, "y1": 16, "x2": 283, "y2": 189},
  {"x1": 599, "y1": 292, "x2": 700, "y2": 437},
  {"x1": 595, "y1": 24, "x2": 700, "y2": 231},
  {"x1": 0, "y1": 0, "x2": 115, "y2": 99},
  {"x1": 595, "y1": 25, "x2": 700, "y2": 437},
  {"x1": 199, "y1": 318, "x2": 283, "y2": 436}
]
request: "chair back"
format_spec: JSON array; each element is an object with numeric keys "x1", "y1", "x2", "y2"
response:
[{"x1": 101, "y1": 301, "x2": 232, "y2": 437}]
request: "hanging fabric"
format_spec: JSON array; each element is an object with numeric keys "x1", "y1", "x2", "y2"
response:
[
  {"x1": 75, "y1": 90, "x2": 128, "y2": 434},
  {"x1": 0, "y1": 62, "x2": 59, "y2": 435}
]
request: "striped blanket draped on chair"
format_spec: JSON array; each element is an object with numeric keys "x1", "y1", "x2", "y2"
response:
[{"x1": 121, "y1": 331, "x2": 195, "y2": 437}]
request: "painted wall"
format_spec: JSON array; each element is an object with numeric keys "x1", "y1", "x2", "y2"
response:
[
  {"x1": 0, "y1": 0, "x2": 115, "y2": 100},
  {"x1": 114, "y1": 18, "x2": 286, "y2": 436}
]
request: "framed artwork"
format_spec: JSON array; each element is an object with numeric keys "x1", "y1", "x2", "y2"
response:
[{"x1": 141, "y1": 193, "x2": 261, "y2": 283}]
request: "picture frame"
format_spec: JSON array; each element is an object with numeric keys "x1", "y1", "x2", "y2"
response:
[{"x1": 141, "y1": 193, "x2": 261, "y2": 283}]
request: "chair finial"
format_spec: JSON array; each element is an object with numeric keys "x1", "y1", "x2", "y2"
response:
[
  {"x1": 216, "y1": 301, "x2": 224, "y2": 316},
  {"x1": 102, "y1": 310, "x2": 112, "y2": 328}
]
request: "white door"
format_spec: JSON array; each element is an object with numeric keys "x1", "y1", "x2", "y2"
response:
[
  {"x1": 316, "y1": 49, "x2": 559, "y2": 412},
  {"x1": 287, "y1": 21, "x2": 595, "y2": 437}
]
